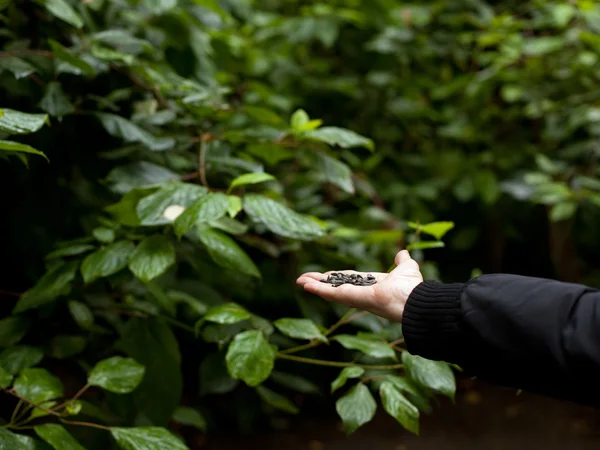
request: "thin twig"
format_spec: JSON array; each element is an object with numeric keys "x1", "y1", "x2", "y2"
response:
[
  {"x1": 198, "y1": 137, "x2": 209, "y2": 188},
  {"x1": 2, "y1": 388, "x2": 62, "y2": 418},
  {"x1": 0, "y1": 50, "x2": 54, "y2": 58},
  {"x1": 9, "y1": 400, "x2": 24, "y2": 426},
  {"x1": 389, "y1": 339, "x2": 405, "y2": 347},
  {"x1": 60, "y1": 419, "x2": 111, "y2": 431},
  {"x1": 276, "y1": 353, "x2": 403, "y2": 370}
]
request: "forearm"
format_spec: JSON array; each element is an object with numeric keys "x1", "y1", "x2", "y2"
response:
[{"x1": 402, "y1": 274, "x2": 600, "y2": 406}]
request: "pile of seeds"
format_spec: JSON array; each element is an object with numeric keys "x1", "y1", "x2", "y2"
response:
[{"x1": 320, "y1": 273, "x2": 377, "y2": 287}]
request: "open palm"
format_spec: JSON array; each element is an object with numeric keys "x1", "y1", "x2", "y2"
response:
[{"x1": 296, "y1": 250, "x2": 423, "y2": 322}]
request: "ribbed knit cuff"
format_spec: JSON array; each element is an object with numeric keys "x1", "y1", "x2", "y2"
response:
[{"x1": 402, "y1": 280, "x2": 466, "y2": 363}]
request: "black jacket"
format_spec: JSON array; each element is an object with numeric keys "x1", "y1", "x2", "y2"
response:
[{"x1": 403, "y1": 274, "x2": 600, "y2": 406}]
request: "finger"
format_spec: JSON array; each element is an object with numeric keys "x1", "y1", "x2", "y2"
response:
[
  {"x1": 394, "y1": 250, "x2": 411, "y2": 266},
  {"x1": 302, "y1": 280, "x2": 376, "y2": 309}
]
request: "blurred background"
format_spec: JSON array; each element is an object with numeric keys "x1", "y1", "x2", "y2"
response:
[{"x1": 3, "y1": 0, "x2": 600, "y2": 448}]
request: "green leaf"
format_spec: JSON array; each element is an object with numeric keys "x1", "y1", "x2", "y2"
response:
[
  {"x1": 523, "y1": 37, "x2": 564, "y2": 56},
  {"x1": 245, "y1": 143, "x2": 294, "y2": 166},
  {"x1": 172, "y1": 406, "x2": 207, "y2": 431},
  {"x1": 0, "y1": 429, "x2": 39, "y2": 450},
  {"x1": 0, "y1": 140, "x2": 48, "y2": 161},
  {"x1": 270, "y1": 371, "x2": 320, "y2": 395},
  {"x1": 0, "y1": 316, "x2": 30, "y2": 348},
  {"x1": 0, "y1": 366, "x2": 12, "y2": 388},
  {"x1": 13, "y1": 261, "x2": 78, "y2": 313},
  {"x1": 88, "y1": 356, "x2": 146, "y2": 394},
  {"x1": 50, "y1": 335, "x2": 86, "y2": 359},
  {"x1": 409, "y1": 221, "x2": 455, "y2": 240},
  {"x1": 331, "y1": 367, "x2": 364, "y2": 393},
  {"x1": 34, "y1": 424, "x2": 85, "y2": 450},
  {"x1": 91, "y1": 227, "x2": 115, "y2": 244},
  {"x1": 228, "y1": 172, "x2": 275, "y2": 192},
  {"x1": 137, "y1": 183, "x2": 208, "y2": 226},
  {"x1": 36, "y1": 0, "x2": 84, "y2": 28},
  {"x1": 227, "y1": 195, "x2": 243, "y2": 218},
  {"x1": 142, "y1": 0, "x2": 177, "y2": 14},
  {"x1": 226, "y1": 330, "x2": 276, "y2": 387},
  {"x1": 48, "y1": 39, "x2": 95, "y2": 76},
  {"x1": 552, "y1": 4, "x2": 575, "y2": 27},
  {"x1": 209, "y1": 216, "x2": 248, "y2": 235},
  {"x1": 244, "y1": 106, "x2": 284, "y2": 126},
  {"x1": 291, "y1": 109, "x2": 310, "y2": 130},
  {"x1": 335, "y1": 384, "x2": 377, "y2": 435},
  {"x1": 243, "y1": 194, "x2": 326, "y2": 240},
  {"x1": 197, "y1": 227, "x2": 261, "y2": 278},
  {"x1": 0, "y1": 109, "x2": 47, "y2": 136},
  {"x1": 305, "y1": 127, "x2": 374, "y2": 151},
  {"x1": 14, "y1": 368, "x2": 63, "y2": 404},
  {"x1": 191, "y1": 0, "x2": 228, "y2": 19},
  {"x1": 46, "y1": 244, "x2": 95, "y2": 260},
  {"x1": 39, "y1": 82, "x2": 74, "y2": 117},
  {"x1": 402, "y1": 352, "x2": 456, "y2": 399},
  {"x1": 312, "y1": 151, "x2": 354, "y2": 194},
  {"x1": 128, "y1": 235, "x2": 175, "y2": 282},
  {"x1": 255, "y1": 385, "x2": 299, "y2": 414},
  {"x1": 274, "y1": 318, "x2": 326, "y2": 342},
  {"x1": 203, "y1": 303, "x2": 251, "y2": 325},
  {"x1": 379, "y1": 381, "x2": 420, "y2": 434},
  {"x1": 174, "y1": 193, "x2": 229, "y2": 238},
  {"x1": 107, "y1": 188, "x2": 152, "y2": 226},
  {"x1": 384, "y1": 375, "x2": 422, "y2": 398},
  {"x1": 333, "y1": 334, "x2": 396, "y2": 360},
  {"x1": 68, "y1": 301, "x2": 94, "y2": 330},
  {"x1": 407, "y1": 241, "x2": 445, "y2": 251},
  {"x1": 550, "y1": 201, "x2": 577, "y2": 222},
  {"x1": 0, "y1": 56, "x2": 37, "y2": 79},
  {"x1": 81, "y1": 241, "x2": 135, "y2": 283},
  {"x1": 97, "y1": 113, "x2": 175, "y2": 152},
  {"x1": 0, "y1": 346, "x2": 44, "y2": 375},
  {"x1": 110, "y1": 427, "x2": 188, "y2": 450}
]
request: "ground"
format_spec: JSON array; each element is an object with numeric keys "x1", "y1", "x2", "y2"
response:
[{"x1": 203, "y1": 379, "x2": 600, "y2": 450}]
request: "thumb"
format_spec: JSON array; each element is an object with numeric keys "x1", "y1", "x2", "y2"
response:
[
  {"x1": 391, "y1": 250, "x2": 420, "y2": 274},
  {"x1": 394, "y1": 250, "x2": 413, "y2": 266}
]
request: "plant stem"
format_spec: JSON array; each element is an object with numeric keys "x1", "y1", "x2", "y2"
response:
[
  {"x1": 198, "y1": 138, "x2": 209, "y2": 188},
  {"x1": 160, "y1": 315, "x2": 196, "y2": 333},
  {"x1": 279, "y1": 341, "x2": 321, "y2": 355},
  {"x1": 2, "y1": 388, "x2": 62, "y2": 418},
  {"x1": 0, "y1": 50, "x2": 54, "y2": 58},
  {"x1": 9, "y1": 400, "x2": 24, "y2": 426},
  {"x1": 60, "y1": 419, "x2": 111, "y2": 431},
  {"x1": 276, "y1": 353, "x2": 403, "y2": 370}
]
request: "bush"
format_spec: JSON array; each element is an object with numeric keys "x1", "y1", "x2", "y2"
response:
[{"x1": 2, "y1": 0, "x2": 600, "y2": 448}]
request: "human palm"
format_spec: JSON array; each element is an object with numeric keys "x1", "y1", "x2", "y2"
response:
[{"x1": 296, "y1": 250, "x2": 423, "y2": 322}]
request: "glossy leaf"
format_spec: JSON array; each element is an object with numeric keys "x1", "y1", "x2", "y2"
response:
[
  {"x1": 227, "y1": 195, "x2": 243, "y2": 218},
  {"x1": 34, "y1": 424, "x2": 85, "y2": 450},
  {"x1": 0, "y1": 316, "x2": 30, "y2": 347},
  {"x1": 88, "y1": 356, "x2": 146, "y2": 394},
  {"x1": 68, "y1": 301, "x2": 94, "y2": 330},
  {"x1": 0, "y1": 365, "x2": 12, "y2": 388},
  {"x1": 305, "y1": 127, "x2": 374, "y2": 151},
  {"x1": 331, "y1": 366, "x2": 364, "y2": 393},
  {"x1": 0, "y1": 429, "x2": 38, "y2": 450},
  {"x1": 0, "y1": 140, "x2": 48, "y2": 161},
  {"x1": 243, "y1": 194, "x2": 325, "y2": 240},
  {"x1": 128, "y1": 235, "x2": 176, "y2": 282},
  {"x1": 110, "y1": 427, "x2": 188, "y2": 450},
  {"x1": 174, "y1": 193, "x2": 229, "y2": 237},
  {"x1": 312, "y1": 151, "x2": 354, "y2": 193},
  {"x1": 0, "y1": 109, "x2": 47, "y2": 136},
  {"x1": 255, "y1": 385, "x2": 299, "y2": 414},
  {"x1": 402, "y1": 352, "x2": 456, "y2": 399},
  {"x1": 97, "y1": 113, "x2": 175, "y2": 152},
  {"x1": 333, "y1": 334, "x2": 396, "y2": 360},
  {"x1": 137, "y1": 183, "x2": 208, "y2": 225},
  {"x1": 409, "y1": 221, "x2": 455, "y2": 240},
  {"x1": 274, "y1": 318, "x2": 326, "y2": 342},
  {"x1": 48, "y1": 39, "x2": 95, "y2": 76},
  {"x1": 46, "y1": 244, "x2": 95, "y2": 260},
  {"x1": 0, "y1": 56, "x2": 36, "y2": 79},
  {"x1": 226, "y1": 330, "x2": 275, "y2": 387},
  {"x1": 197, "y1": 227, "x2": 261, "y2": 278},
  {"x1": 290, "y1": 109, "x2": 310, "y2": 129},
  {"x1": 13, "y1": 261, "x2": 78, "y2": 313},
  {"x1": 39, "y1": 82, "x2": 74, "y2": 117},
  {"x1": 202, "y1": 303, "x2": 251, "y2": 325},
  {"x1": 14, "y1": 368, "x2": 63, "y2": 404},
  {"x1": 379, "y1": 381, "x2": 420, "y2": 435},
  {"x1": 92, "y1": 227, "x2": 115, "y2": 243},
  {"x1": 172, "y1": 406, "x2": 207, "y2": 431},
  {"x1": 228, "y1": 172, "x2": 275, "y2": 192},
  {"x1": 335, "y1": 384, "x2": 377, "y2": 435},
  {"x1": 36, "y1": 0, "x2": 84, "y2": 28},
  {"x1": 0, "y1": 346, "x2": 44, "y2": 375},
  {"x1": 81, "y1": 241, "x2": 135, "y2": 283}
]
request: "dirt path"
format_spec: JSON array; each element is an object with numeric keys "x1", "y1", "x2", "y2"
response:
[{"x1": 203, "y1": 380, "x2": 600, "y2": 450}]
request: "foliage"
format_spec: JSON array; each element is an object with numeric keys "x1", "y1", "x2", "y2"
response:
[{"x1": 3, "y1": 0, "x2": 600, "y2": 447}]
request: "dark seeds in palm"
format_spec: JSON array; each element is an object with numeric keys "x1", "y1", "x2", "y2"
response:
[{"x1": 320, "y1": 273, "x2": 377, "y2": 287}]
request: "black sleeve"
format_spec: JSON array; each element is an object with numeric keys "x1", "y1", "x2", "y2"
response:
[{"x1": 402, "y1": 274, "x2": 600, "y2": 406}]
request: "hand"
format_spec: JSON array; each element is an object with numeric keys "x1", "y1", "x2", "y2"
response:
[{"x1": 296, "y1": 250, "x2": 423, "y2": 322}]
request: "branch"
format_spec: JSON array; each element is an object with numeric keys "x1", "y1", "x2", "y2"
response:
[
  {"x1": 276, "y1": 353, "x2": 403, "y2": 370},
  {"x1": 0, "y1": 50, "x2": 54, "y2": 58},
  {"x1": 60, "y1": 419, "x2": 110, "y2": 431}
]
